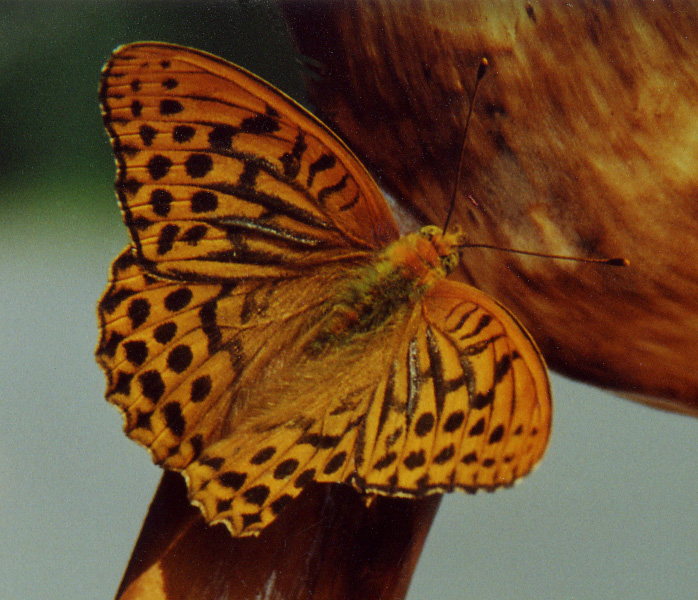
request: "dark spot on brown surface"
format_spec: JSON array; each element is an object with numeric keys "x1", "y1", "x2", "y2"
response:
[
  {"x1": 323, "y1": 451, "x2": 347, "y2": 475},
  {"x1": 124, "y1": 340, "x2": 148, "y2": 366},
  {"x1": 443, "y1": 410, "x2": 465, "y2": 433},
  {"x1": 127, "y1": 298, "x2": 150, "y2": 329},
  {"x1": 153, "y1": 322, "x2": 177, "y2": 344},
  {"x1": 167, "y1": 345, "x2": 193, "y2": 373},
  {"x1": 147, "y1": 155, "x2": 172, "y2": 180},
  {"x1": 164, "y1": 288, "x2": 193, "y2": 312},
  {"x1": 185, "y1": 153, "x2": 213, "y2": 178},
  {"x1": 469, "y1": 418, "x2": 485, "y2": 437},
  {"x1": 434, "y1": 445, "x2": 455, "y2": 464},
  {"x1": 403, "y1": 450, "x2": 426, "y2": 470},
  {"x1": 139, "y1": 370, "x2": 165, "y2": 401}
]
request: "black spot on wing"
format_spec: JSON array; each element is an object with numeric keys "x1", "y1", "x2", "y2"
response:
[
  {"x1": 124, "y1": 340, "x2": 148, "y2": 366},
  {"x1": 127, "y1": 298, "x2": 150, "y2": 329},
  {"x1": 154, "y1": 322, "x2": 177, "y2": 344},
  {"x1": 274, "y1": 459, "x2": 299, "y2": 479},
  {"x1": 425, "y1": 326, "x2": 446, "y2": 417},
  {"x1": 270, "y1": 494, "x2": 293, "y2": 516},
  {"x1": 150, "y1": 189, "x2": 173, "y2": 216},
  {"x1": 471, "y1": 388, "x2": 494, "y2": 410},
  {"x1": 139, "y1": 124, "x2": 157, "y2": 146},
  {"x1": 243, "y1": 484, "x2": 270, "y2": 506},
  {"x1": 403, "y1": 450, "x2": 426, "y2": 470},
  {"x1": 307, "y1": 153, "x2": 336, "y2": 188},
  {"x1": 147, "y1": 155, "x2": 172, "y2": 180},
  {"x1": 208, "y1": 124, "x2": 236, "y2": 150},
  {"x1": 433, "y1": 444, "x2": 455, "y2": 464},
  {"x1": 191, "y1": 190, "x2": 218, "y2": 212},
  {"x1": 294, "y1": 468, "x2": 315, "y2": 488},
  {"x1": 173, "y1": 125, "x2": 196, "y2": 143},
  {"x1": 488, "y1": 424, "x2": 505, "y2": 444},
  {"x1": 468, "y1": 417, "x2": 485, "y2": 437},
  {"x1": 443, "y1": 410, "x2": 465, "y2": 433},
  {"x1": 159, "y1": 99, "x2": 183, "y2": 115},
  {"x1": 250, "y1": 446, "x2": 276, "y2": 465},
  {"x1": 139, "y1": 370, "x2": 165, "y2": 402},
  {"x1": 323, "y1": 451, "x2": 347, "y2": 475},
  {"x1": 219, "y1": 471, "x2": 246, "y2": 490},
  {"x1": 190, "y1": 376, "x2": 212, "y2": 403},
  {"x1": 163, "y1": 401, "x2": 185, "y2": 437},
  {"x1": 414, "y1": 413, "x2": 435, "y2": 437},
  {"x1": 201, "y1": 456, "x2": 224, "y2": 471},
  {"x1": 167, "y1": 345, "x2": 193, "y2": 373},
  {"x1": 185, "y1": 153, "x2": 213, "y2": 178},
  {"x1": 240, "y1": 113, "x2": 280, "y2": 134},
  {"x1": 164, "y1": 288, "x2": 193, "y2": 312},
  {"x1": 373, "y1": 452, "x2": 397, "y2": 470}
]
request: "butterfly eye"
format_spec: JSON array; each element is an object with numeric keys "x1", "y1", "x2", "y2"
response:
[
  {"x1": 440, "y1": 252, "x2": 459, "y2": 274},
  {"x1": 419, "y1": 225, "x2": 440, "y2": 241}
]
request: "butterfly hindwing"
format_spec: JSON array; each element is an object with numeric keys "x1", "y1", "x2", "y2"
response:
[
  {"x1": 177, "y1": 275, "x2": 552, "y2": 536},
  {"x1": 97, "y1": 248, "x2": 234, "y2": 468},
  {"x1": 184, "y1": 379, "x2": 370, "y2": 535},
  {"x1": 96, "y1": 247, "x2": 358, "y2": 472},
  {"x1": 353, "y1": 278, "x2": 551, "y2": 495}
]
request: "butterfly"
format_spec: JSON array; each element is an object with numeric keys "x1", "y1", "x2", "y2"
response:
[{"x1": 96, "y1": 42, "x2": 551, "y2": 537}]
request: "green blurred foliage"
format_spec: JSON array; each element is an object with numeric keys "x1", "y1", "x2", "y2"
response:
[{"x1": 0, "y1": 1, "x2": 302, "y2": 208}]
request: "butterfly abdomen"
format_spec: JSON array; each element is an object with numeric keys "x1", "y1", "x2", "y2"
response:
[{"x1": 310, "y1": 228, "x2": 461, "y2": 352}]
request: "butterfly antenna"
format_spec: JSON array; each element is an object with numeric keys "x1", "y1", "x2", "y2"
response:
[
  {"x1": 443, "y1": 57, "x2": 489, "y2": 234},
  {"x1": 462, "y1": 243, "x2": 629, "y2": 266}
]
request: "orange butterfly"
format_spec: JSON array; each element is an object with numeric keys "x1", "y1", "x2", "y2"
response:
[{"x1": 97, "y1": 42, "x2": 551, "y2": 536}]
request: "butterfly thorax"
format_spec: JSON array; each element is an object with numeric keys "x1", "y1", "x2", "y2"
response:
[
  {"x1": 310, "y1": 226, "x2": 461, "y2": 352},
  {"x1": 386, "y1": 225, "x2": 462, "y2": 284}
]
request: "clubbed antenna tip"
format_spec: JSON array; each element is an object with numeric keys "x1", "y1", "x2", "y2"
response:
[
  {"x1": 476, "y1": 57, "x2": 489, "y2": 81},
  {"x1": 606, "y1": 257, "x2": 630, "y2": 267}
]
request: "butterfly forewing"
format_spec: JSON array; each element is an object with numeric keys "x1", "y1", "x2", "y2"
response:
[{"x1": 100, "y1": 42, "x2": 399, "y2": 282}]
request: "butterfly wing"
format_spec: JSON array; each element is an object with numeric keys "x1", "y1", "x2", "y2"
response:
[
  {"x1": 179, "y1": 278, "x2": 550, "y2": 536},
  {"x1": 348, "y1": 278, "x2": 551, "y2": 495},
  {"x1": 97, "y1": 42, "x2": 404, "y2": 535},
  {"x1": 97, "y1": 244, "x2": 402, "y2": 536},
  {"x1": 96, "y1": 248, "x2": 351, "y2": 471},
  {"x1": 99, "y1": 42, "x2": 399, "y2": 281}
]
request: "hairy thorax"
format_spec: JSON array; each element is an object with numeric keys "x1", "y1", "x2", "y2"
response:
[{"x1": 310, "y1": 226, "x2": 462, "y2": 353}]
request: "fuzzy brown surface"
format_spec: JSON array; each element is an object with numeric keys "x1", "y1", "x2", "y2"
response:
[{"x1": 281, "y1": 0, "x2": 698, "y2": 416}]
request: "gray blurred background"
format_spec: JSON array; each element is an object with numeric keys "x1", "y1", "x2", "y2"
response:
[{"x1": 0, "y1": 2, "x2": 695, "y2": 599}]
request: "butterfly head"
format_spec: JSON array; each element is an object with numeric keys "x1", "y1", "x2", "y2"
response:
[{"x1": 417, "y1": 225, "x2": 463, "y2": 276}]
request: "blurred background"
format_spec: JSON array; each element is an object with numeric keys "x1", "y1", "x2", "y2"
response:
[{"x1": 0, "y1": 2, "x2": 695, "y2": 599}]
